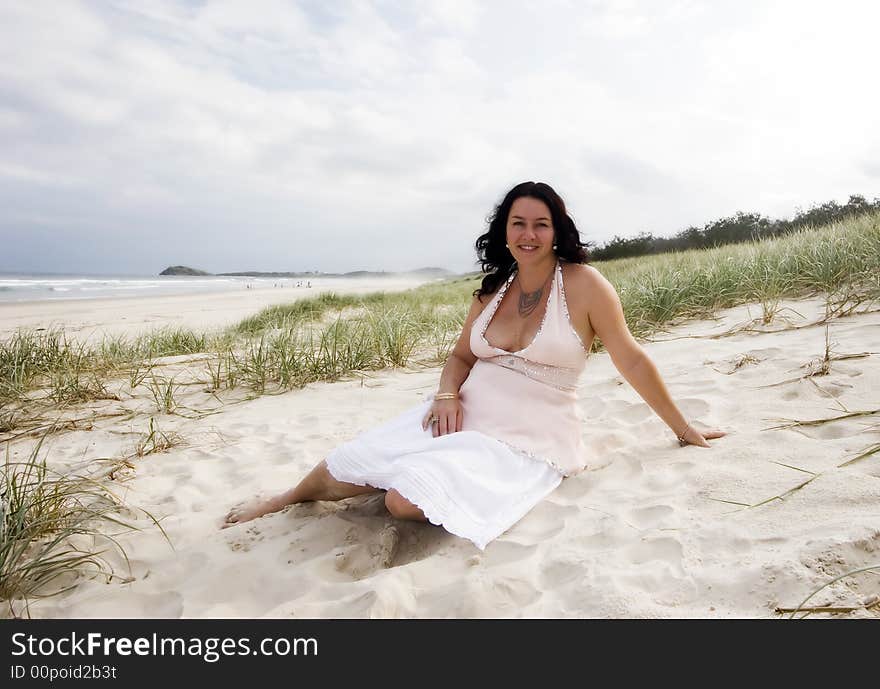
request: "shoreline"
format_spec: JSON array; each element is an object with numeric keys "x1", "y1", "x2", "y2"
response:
[{"x1": 0, "y1": 275, "x2": 435, "y2": 343}]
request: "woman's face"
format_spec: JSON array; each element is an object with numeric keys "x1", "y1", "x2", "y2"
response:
[{"x1": 506, "y1": 196, "x2": 555, "y2": 266}]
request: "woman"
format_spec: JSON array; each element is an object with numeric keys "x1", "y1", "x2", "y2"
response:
[{"x1": 224, "y1": 181, "x2": 725, "y2": 549}]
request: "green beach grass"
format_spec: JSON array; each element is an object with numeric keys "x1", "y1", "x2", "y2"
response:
[
  {"x1": 1, "y1": 210, "x2": 878, "y2": 417},
  {"x1": 0, "y1": 435, "x2": 165, "y2": 616}
]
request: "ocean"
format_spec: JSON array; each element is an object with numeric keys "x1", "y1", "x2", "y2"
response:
[{"x1": 0, "y1": 272, "x2": 421, "y2": 303}]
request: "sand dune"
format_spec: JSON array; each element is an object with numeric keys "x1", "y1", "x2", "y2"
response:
[{"x1": 9, "y1": 295, "x2": 880, "y2": 618}]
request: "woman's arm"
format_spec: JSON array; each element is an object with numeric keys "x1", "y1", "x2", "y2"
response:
[
  {"x1": 583, "y1": 267, "x2": 725, "y2": 447},
  {"x1": 421, "y1": 294, "x2": 484, "y2": 437}
]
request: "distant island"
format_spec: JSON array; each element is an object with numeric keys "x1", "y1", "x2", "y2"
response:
[
  {"x1": 159, "y1": 265, "x2": 212, "y2": 276},
  {"x1": 159, "y1": 265, "x2": 454, "y2": 278}
]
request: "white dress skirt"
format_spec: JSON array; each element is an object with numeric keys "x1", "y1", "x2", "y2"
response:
[{"x1": 325, "y1": 400, "x2": 564, "y2": 551}]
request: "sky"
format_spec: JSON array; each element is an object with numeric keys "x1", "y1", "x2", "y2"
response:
[{"x1": 1, "y1": 0, "x2": 879, "y2": 276}]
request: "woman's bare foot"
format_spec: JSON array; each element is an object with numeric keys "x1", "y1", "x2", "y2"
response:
[
  {"x1": 222, "y1": 494, "x2": 291, "y2": 528},
  {"x1": 221, "y1": 461, "x2": 381, "y2": 529}
]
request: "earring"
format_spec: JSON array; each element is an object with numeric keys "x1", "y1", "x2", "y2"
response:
[
  {"x1": 552, "y1": 244, "x2": 558, "y2": 250},
  {"x1": 505, "y1": 243, "x2": 509, "y2": 248}
]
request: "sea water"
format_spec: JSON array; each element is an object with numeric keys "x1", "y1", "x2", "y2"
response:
[{"x1": 0, "y1": 272, "x2": 404, "y2": 303}]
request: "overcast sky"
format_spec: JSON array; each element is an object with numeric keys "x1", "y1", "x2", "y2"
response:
[{"x1": 2, "y1": 0, "x2": 878, "y2": 275}]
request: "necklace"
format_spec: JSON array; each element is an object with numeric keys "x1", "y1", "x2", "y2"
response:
[{"x1": 515, "y1": 268, "x2": 552, "y2": 318}]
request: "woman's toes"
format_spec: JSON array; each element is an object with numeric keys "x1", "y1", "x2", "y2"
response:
[{"x1": 221, "y1": 509, "x2": 241, "y2": 528}]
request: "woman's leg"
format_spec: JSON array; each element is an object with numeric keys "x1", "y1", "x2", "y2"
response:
[
  {"x1": 385, "y1": 489, "x2": 427, "y2": 522},
  {"x1": 222, "y1": 460, "x2": 380, "y2": 527}
]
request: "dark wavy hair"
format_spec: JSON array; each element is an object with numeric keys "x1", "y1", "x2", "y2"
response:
[{"x1": 474, "y1": 181, "x2": 590, "y2": 299}]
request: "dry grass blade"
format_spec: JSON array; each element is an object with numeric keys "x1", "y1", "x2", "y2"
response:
[
  {"x1": 830, "y1": 352, "x2": 875, "y2": 361},
  {"x1": 763, "y1": 409, "x2": 880, "y2": 431},
  {"x1": 706, "y1": 497, "x2": 752, "y2": 507},
  {"x1": 749, "y1": 474, "x2": 820, "y2": 508},
  {"x1": 837, "y1": 443, "x2": 880, "y2": 468},
  {"x1": 753, "y1": 375, "x2": 806, "y2": 389},
  {"x1": 713, "y1": 354, "x2": 761, "y2": 375},
  {"x1": 768, "y1": 461, "x2": 817, "y2": 475},
  {"x1": 785, "y1": 563, "x2": 880, "y2": 619},
  {"x1": 0, "y1": 411, "x2": 137, "y2": 443},
  {"x1": 775, "y1": 604, "x2": 878, "y2": 614}
]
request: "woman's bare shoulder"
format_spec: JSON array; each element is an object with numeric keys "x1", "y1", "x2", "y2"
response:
[
  {"x1": 561, "y1": 263, "x2": 610, "y2": 292},
  {"x1": 561, "y1": 264, "x2": 621, "y2": 324}
]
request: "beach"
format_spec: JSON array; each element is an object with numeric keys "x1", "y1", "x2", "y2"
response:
[
  {"x1": 0, "y1": 275, "x2": 434, "y2": 343},
  {"x1": 4, "y1": 288, "x2": 879, "y2": 618}
]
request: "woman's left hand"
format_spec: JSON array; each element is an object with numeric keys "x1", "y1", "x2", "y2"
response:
[
  {"x1": 421, "y1": 399, "x2": 462, "y2": 438},
  {"x1": 680, "y1": 423, "x2": 726, "y2": 448}
]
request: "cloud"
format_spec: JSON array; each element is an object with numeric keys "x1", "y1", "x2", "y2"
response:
[
  {"x1": 1, "y1": 0, "x2": 878, "y2": 274},
  {"x1": 582, "y1": 150, "x2": 678, "y2": 196}
]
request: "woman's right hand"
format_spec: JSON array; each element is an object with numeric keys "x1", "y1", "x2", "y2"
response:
[{"x1": 421, "y1": 398, "x2": 463, "y2": 437}]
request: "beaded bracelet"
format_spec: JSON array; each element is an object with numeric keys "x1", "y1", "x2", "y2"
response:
[{"x1": 677, "y1": 423, "x2": 691, "y2": 447}]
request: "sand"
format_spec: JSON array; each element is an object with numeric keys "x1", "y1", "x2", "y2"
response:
[{"x1": 4, "y1": 291, "x2": 880, "y2": 618}]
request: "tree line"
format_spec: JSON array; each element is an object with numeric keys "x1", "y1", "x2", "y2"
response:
[{"x1": 589, "y1": 194, "x2": 880, "y2": 262}]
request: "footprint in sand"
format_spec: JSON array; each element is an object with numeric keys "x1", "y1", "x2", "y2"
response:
[
  {"x1": 539, "y1": 556, "x2": 584, "y2": 589},
  {"x1": 481, "y1": 541, "x2": 539, "y2": 566},
  {"x1": 629, "y1": 504, "x2": 675, "y2": 529},
  {"x1": 552, "y1": 476, "x2": 593, "y2": 502},
  {"x1": 505, "y1": 501, "x2": 578, "y2": 541},
  {"x1": 618, "y1": 402, "x2": 654, "y2": 424},
  {"x1": 599, "y1": 399, "x2": 641, "y2": 416},
  {"x1": 810, "y1": 381, "x2": 853, "y2": 398},
  {"x1": 623, "y1": 536, "x2": 684, "y2": 569},
  {"x1": 667, "y1": 460, "x2": 696, "y2": 476},
  {"x1": 615, "y1": 536, "x2": 695, "y2": 603},
  {"x1": 795, "y1": 421, "x2": 867, "y2": 441},
  {"x1": 488, "y1": 577, "x2": 541, "y2": 609},
  {"x1": 676, "y1": 398, "x2": 711, "y2": 418},
  {"x1": 88, "y1": 592, "x2": 185, "y2": 618}
]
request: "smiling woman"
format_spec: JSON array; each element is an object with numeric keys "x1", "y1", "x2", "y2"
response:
[{"x1": 223, "y1": 181, "x2": 725, "y2": 549}]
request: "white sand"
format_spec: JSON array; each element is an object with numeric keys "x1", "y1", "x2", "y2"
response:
[{"x1": 5, "y1": 295, "x2": 880, "y2": 618}]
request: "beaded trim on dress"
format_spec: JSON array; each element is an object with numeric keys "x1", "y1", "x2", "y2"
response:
[
  {"x1": 496, "y1": 437, "x2": 586, "y2": 477},
  {"x1": 483, "y1": 354, "x2": 579, "y2": 392},
  {"x1": 557, "y1": 264, "x2": 589, "y2": 354}
]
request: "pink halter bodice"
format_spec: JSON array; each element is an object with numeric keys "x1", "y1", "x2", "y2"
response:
[
  {"x1": 459, "y1": 261, "x2": 590, "y2": 476},
  {"x1": 470, "y1": 261, "x2": 588, "y2": 388}
]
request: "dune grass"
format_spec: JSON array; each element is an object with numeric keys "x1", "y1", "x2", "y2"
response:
[
  {"x1": 0, "y1": 436, "x2": 156, "y2": 616},
  {"x1": 599, "y1": 210, "x2": 880, "y2": 338},
  {"x1": 1, "y1": 210, "x2": 878, "y2": 421}
]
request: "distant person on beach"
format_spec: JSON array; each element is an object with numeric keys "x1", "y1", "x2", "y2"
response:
[{"x1": 224, "y1": 181, "x2": 725, "y2": 549}]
